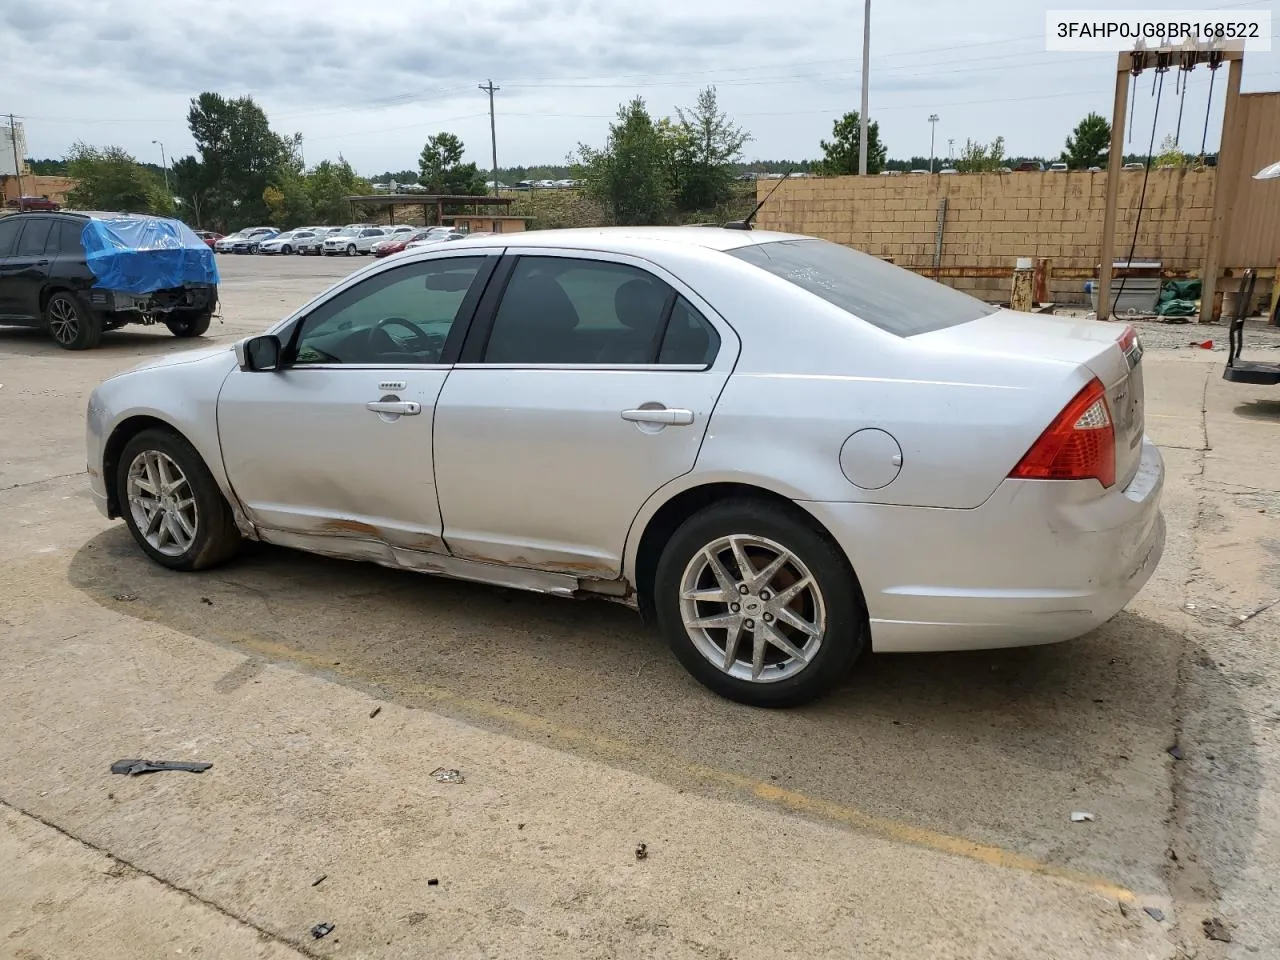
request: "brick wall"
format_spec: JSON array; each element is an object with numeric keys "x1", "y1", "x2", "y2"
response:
[
  {"x1": 754, "y1": 169, "x2": 1218, "y2": 304},
  {"x1": 1, "y1": 175, "x2": 78, "y2": 205}
]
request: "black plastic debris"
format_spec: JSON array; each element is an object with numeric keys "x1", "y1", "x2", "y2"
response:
[
  {"x1": 635, "y1": 842, "x2": 648, "y2": 861},
  {"x1": 369, "y1": 706, "x2": 382, "y2": 719},
  {"x1": 201, "y1": 597, "x2": 213, "y2": 606},
  {"x1": 311, "y1": 875, "x2": 327, "y2": 887},
  {"x1": 311, "y1": 922, "x2": 335, "y2": 940},
  {"x1": 1168, "y1": 745, "x2": 1184, "y2": 761},
  {"x1": 110, "y1": 759, "x2": 212, "y2": 776},
  {"x1": 1202, "y1": 917, "x2": 1232, "y2": 942},
  {"x1": 1143, "y1": 906, "x2": 1166, "y2": 922},
  {"x1": 113, "y1": 594, "x2": 137, "y2": 602},
  {"x1": 428, "y1": 878, "x2": 439, "y2": 887}
]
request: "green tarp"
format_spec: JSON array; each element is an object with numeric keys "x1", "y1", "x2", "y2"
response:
[{"x1": 1157, "y1": 278, "x2": 1201, "y2": 317}]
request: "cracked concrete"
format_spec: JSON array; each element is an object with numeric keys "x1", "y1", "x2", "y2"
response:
[{"x1": 1, "y1": 256, "x2": 1278, "y2": 958}]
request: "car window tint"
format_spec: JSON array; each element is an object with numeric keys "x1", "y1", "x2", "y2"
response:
[
  {"x1": 15, "y1": 218, "x2": 54, "y2": 256},
  {"x1": 0, "y1": 218, "x2": 22, "y2": 256},
  {"x1": 730, "y1": 238, "x2": 998, "y2": 337},
  {"x1": 483, "y1": 258, "x2": 674, "y2": 365},
  {"x1": 658, "y1": 296, "x2": 720, "y2": 366},
  {"x1": 292, "y1": 257, "x2": 486, "y2": 366},
  {"x1": 55, "y1": 220, "x2": 84, "y2": 255}
]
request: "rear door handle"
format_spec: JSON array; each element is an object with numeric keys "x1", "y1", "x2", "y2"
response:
[
  {"x1": 366, "y1": 400, "x2": 422, "y2": 415},
  {"x1": 621, "y1": 407, "x2": 694, "y2": 426}
]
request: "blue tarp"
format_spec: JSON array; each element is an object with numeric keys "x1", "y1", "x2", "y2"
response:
[{"x1": 81, "y1": 216, "x2": 219, "y2": 295}]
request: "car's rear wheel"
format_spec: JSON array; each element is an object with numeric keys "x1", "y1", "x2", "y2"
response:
[
  {"x1": 653, "y1": 499, "x2": 868, "y2": 707},
  {"x1": 346, "y1": 243, "x2": 356, "y2": 256},
  {"x1": 165, "y1": 309, "x2": 212, "y2": 338},
  {"x1": 46, "y1": 291, "x2": 102, "y2": 350},
  {"x1": 281, "y1": 244, "x2": 292, "y2": 255},
  {"x1": 117, "y1": 429, "x2": 241, "y2": 571}
]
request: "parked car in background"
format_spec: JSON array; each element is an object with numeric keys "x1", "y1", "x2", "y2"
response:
[
  {"x1": 215, "y1": 227, "x2": 275, "y2": 253},
  {"x1": 259, "y1": 229, "x2": 322, "y2": 255},
  {"x1": 6, "y1": 195, "x2": 60, "y2": 211},
  {"x1": 322, "y1": 226, "x2": 388, "y2": 256},
  {"x1": 403, "y1": 228, "x2": 465, "y2": 251},
  {"x1": 1014, "y1": 161, "x2": 1045, "y2": 172},
  {"x1": 372, "y1": 228, "x2": 440, "y2": 258},
  {"x1": 233, "y1": 229, "x2": 279, "y2": 254},
  {"x1": 194, "y1": 230, "x2": 224, "y2": 249},
  {"x1": 0, "y1": 211, "x2": 218, "y2": 350},
  {"x1": 1048, "y1": 162, "x2": 1069, "y2": 172},
  {"x1": 295, "y1": 227, "x2": 344, "y2": 256},
  {"x1": 84, "y1": 226, "x2": 1162, "y2": 707}
]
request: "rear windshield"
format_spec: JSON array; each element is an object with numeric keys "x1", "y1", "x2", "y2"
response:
[{"x1": 729, "y1": 238, "x2": 998, "y2": 337}]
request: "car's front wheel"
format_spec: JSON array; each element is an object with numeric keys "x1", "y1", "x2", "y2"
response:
[
  {"x1": 346, "y1": 243, "x2": 357, "y2": 256},
  {"x1": 165, "y1": 309, "x2": 212, "y2": 338},
  {"x1": 46, "y1": 291, "x2": 102, "y2": 350},
  {"x1": 654, "y1": 498, "x2": 868, "y2": 707},
  {"x1": 117, "y1": 429, "x2": 242, "y2": 571},
  {"x1": 281, "y1": 244, "x2": 292, "y2": 255}
]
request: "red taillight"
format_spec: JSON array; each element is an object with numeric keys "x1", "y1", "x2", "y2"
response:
[
  {"x1": 1010, "y1": 377, "x2": 1116, "y2": 487},
  {"x1": 1117, "y1": 325, "x2": 1138, "y2": 354}
]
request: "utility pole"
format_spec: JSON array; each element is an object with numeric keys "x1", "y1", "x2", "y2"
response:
[
  {"x1": 858, "y1": 0, "x2": 871, "y2": 175},
  {"x1": 479, "y1": 79, "x2": 500, "y2": 196},
  {"x1": 928, "y1": 114, "x2": 939, "y2": 173},
  {"x1": 948, "y1": 137, "x2": 954, "y2": 161},
  {"x1": 152, "y1": 139, "x2": 170, "y2": 196},
  {"x1": 7, "y1": 114, "x2": 24, "y2": 205}
]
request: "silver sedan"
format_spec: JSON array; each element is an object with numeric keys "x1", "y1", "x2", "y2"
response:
[{"x1": 84, "y1": 228, "x2": 1165, "y2": 706}]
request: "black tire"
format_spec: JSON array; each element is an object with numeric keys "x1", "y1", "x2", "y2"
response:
[
  {"x1": 116, "y1": 428, "x2": 241, "y2": 572},
  {"x1": 653, "y1": 498, "x2": 868, "y2": 707},
  {"x1": 45, "y1": 290, "x2": 102, "y2": 350},
  {"x1": 165, "y1": 310, "x2": 212, "y2": 339},
  {"x1": 281, "y1": 244, "x2": 292, "y2": 255},
  {"x1": 346, "y1": 243, "x2": 356, "y2": 256}
]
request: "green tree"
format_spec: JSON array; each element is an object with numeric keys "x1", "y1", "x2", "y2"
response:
[
  {"x1": 418, "y1": 132, "x2": 486, "y2": 194},
  {"x1": 186, "y1": 92, "x2": 297, "y2": 227},
  {"x1": 817, "y1": 111, "x2": 887, "y2": 175},
  {"x1": 1062, "y1": 112, "x2": 1111, "y2": 169},
  {"x1": 576, "y1": 97, "x2": 673, "y2": 225},
  {"x1": 955, "y1": 136, "x2": 1007, "y2": 173},
  {"x1": 669, "y1": 86, "x2": 751, "y2": 211},
  {"x1": 170, "y1": 155, "x2": 215, "y2": 228},
  {"x1": 305, "y1": 157, "x2": 370, "y2": 225},
  {"x1": 64, "y1": 142, "x2": 168, "y2": 214}
]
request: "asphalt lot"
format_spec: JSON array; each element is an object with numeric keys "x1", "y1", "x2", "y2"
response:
[{"x1": 1, "y1": 252, "x2": 1278, "y2": 959}]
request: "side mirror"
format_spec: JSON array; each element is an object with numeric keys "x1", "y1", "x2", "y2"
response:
[{"x1": 235, "y1": 334, "x2": 283, "y2": 372}]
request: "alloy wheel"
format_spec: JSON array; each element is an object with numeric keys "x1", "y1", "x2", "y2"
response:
[
  {"x1": 48, "y1": 297, "x2": 80, "y2": 345},
  {"x1": 125, "y1": 450, "x2": 199, "y2": 557},
  {"x1": 678, "y1": 534, "x2": 826, "y2": 683}
]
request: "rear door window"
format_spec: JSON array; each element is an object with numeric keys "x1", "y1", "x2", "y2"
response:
[
  {"x1": 15, "y1": 218, "x2": 54, "y2": 256},
  {"x1": 730, "y1": 238, "x2": 998, "y2": 336},
  {"x1": 55, "y1": 220, "x2": 85, "y2": 255}
]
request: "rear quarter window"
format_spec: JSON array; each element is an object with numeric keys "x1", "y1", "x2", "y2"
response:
[{"x1": 729, "y1": 238, "x2": 998, "y2": 336}]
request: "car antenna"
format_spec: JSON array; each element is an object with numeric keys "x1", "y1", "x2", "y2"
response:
[{"x1": 723, "y1": 170, "x2": 793, "y2": 230}]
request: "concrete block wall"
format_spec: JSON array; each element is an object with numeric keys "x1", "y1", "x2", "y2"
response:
[{"x1": 754, "y1": 169, "x2": 1217, "y2": 304}]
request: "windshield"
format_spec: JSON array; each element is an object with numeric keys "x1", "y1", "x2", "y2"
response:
[{"x1": 729, "y1": 238, "x2": 998, "y2": 337}]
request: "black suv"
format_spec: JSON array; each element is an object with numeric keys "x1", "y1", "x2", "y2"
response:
[{"x1": 0, "y1": 211, "x2": 218, "y2": 350}]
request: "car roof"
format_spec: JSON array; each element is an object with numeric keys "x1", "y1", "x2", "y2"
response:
[{"x1": 443, "y1": 225, "x2": 807, "y2": 254}]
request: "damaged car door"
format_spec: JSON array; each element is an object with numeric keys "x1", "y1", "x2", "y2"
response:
[{"x1": 216, "y1": 254, "x2": 496, "y2": 558}]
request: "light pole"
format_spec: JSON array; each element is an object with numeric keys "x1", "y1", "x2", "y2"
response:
[
  {"x1": 928, "y1": 114, "x2": 939, "y2": 173},
  {"x1": 948, "y1": 138, "x2": 955, "y2": 161},
  {"x1": 858, "y1": 0, "x2": 870, "y2": 175},
  {"x1": 152, "y1": 140, "x2": 170, "y2": 196}
]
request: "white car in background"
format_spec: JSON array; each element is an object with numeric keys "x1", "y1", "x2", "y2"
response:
[
  {"x1": 322, "y1": 226, "x2": 389, "y2": 256},
  {"x1": 83, "y1": 227, "x2": 1163, "y2": 707},
  {"x1": 259, "y1": 228, "x2": 323, "y2": 255},
  {"x1": 403, "y1": 227, "x2": 466, "y2": 250},
  {"x1": 295, "y1": 227, "x2": 344, "y2": 256}
]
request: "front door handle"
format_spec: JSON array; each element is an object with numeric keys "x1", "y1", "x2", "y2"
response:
[
  {"x1": 366, "y1": 400, "x2": 422, "y2": 415},
  {"x1": 621, "y1": 407, "x2": 694, "y2": 426}
]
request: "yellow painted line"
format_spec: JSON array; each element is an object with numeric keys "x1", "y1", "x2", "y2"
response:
[{"x1": 131, "y1": 615, "x2": 1138, "y2": 903}]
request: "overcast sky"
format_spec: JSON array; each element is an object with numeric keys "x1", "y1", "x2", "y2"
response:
[{"x1": 5, "y1": 0, "x2": 1278, "y2": 175}]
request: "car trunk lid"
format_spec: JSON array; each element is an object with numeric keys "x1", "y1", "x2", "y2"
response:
[{"x1": 914, "y1": 309, "x2": 1146, "y2": 490}]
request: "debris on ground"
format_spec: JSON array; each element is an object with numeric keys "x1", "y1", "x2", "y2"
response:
[
  {"x1": 428, "y1": 878, "x2": 439, "y2": 886},
  {"x1": 1143, "y1": 906, "x2": 1166, "y2": 922},
  {"x1": 310, "y1": 922, "x2": 334, "y2": 939},
  {"x1": 113, "y1": 594, "x2": 137, "y2": 602},
  {"x1": 200, "y1": 597, "x2": 213, "y2": 606},
  {"x1": 368, "y1": 706, "x2": 382, "y2": 719},
  {"x1": 311, "y1": 875, "x2": 327, "y2": 887},
  {"x1": 1119, "y1": 901, "x2": 1131, "y2": 918},
  {"x1": 1202, "y1": 917, "x2": 1233, "y2": 942},
  {"x1": 110, "y1": 759, "x2": 212, "y2": 776},
  {"x1": 1234, "y1": 597, "x2": 1280, "y2": 627},
  {"x1": 635, "y1": 842, "x2": 648, "y2": 860},
  {"x1": 1168, "y1": 744, "x2": 1184, "y2": 761},
  {"x1": 1070, "y1": 811, "x2": 1095, "y2": 822},
  {"x1": 405, "y1": 913, "x2": 429, "y2": 926},
  {"x1": 431, "y1": 767, "x2": 464, "y2": 784}
]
